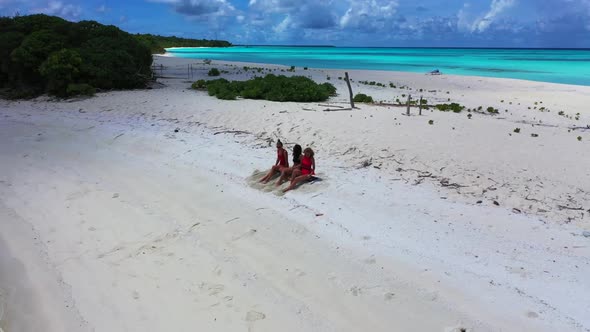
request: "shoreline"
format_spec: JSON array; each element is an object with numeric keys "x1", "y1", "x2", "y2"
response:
[
  {"x1": 158, "y1": 53, "x2": 590, "y2": 89},
  {"x1": 0, "y1": 55, "x2": 589, "y2": 331},
  {"x1": 160, "y1": 47, "x2": 590, "y2": 87}
]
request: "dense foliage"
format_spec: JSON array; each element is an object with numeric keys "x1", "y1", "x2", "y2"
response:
[
  {"x1": 0, "y1": 14, "x2": 153, "y2": 98},
  {"x1": 353, "y1": 93, "x2": 374, "y2": 103},
  {"x1": 134, "y1": 34, "x2": 231, "y2": 54},
  {"x1": 208, "y1": 68, "x2": 221, "y2": 76},
  {"x1": 193, "y1": 74, "x2": 337, "y2": 102},
  {"x1": 435, "y1": 103, "x2": 464, "y2": 113}
]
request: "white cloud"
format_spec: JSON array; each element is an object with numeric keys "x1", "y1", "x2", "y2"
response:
[
  {"x1": 273, "y1": 14, "x2": 292, "y2": 33},
  {"x1": 471, "y1": 0, "x2": 515, "y2": 32},
  {"x1": 248, "y1": 0, "x2": 299, "y2": 14},
  {"x1": 35, "y1": 1, "x2": 82, "y2": 19},
  {"x1": 340, "y1": 0, "x2": 398, "y2": 31}
]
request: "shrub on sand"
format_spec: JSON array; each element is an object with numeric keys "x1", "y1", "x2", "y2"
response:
[
  {"x1": 353, "y1": 93, "x2": 374, "y2": 103},
  {"x1": 198, "y1": 74, "x2": 337, "y2": 102},
  {"x1": 436, "y1": 103, "x2": 464, "y2": 113},
  {"x1": 208, "y1": 68, "x2": 220, "y2": 76},
  {"x1": 191, "y1": 79, "x2": 207, "y2": 90}
]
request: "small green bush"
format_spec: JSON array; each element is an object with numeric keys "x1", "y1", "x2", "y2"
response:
[
  {"x1": 204, "y1": 74, "x2": 335, "y2": 102},
  {"x1": 191, "y1": 79, "x2": 207, "y2": 90},
  {"x1": 208, "y1": 68, "x2": 220, "y2": 76},
  {"x1": 353, "y1": 93, "x2": 374, "y2": 103},
  {"x1": 436, "y1": 103, "x2": 464, "y2": 113},
  {"x1": 578, "y1": 136, "x2": 582, "y2": 141},
  {"x1": 428, "y1": 120, "x2": 434, "y2": 125},
  {"x1": 513, "y1": 128, "x2": 520, "y2": 133},
  {"x1": 487, "y1": 107, "x2": 499, "y2": 114}
]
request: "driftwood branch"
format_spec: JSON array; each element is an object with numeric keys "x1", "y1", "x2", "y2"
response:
[
  {"x1": 569, "y1": 125, "x2": 590, "y2": 131},
  {"x1": 344, "y1": 72, "x2": 355, "y2": 109},
  {"x1": 323, "y1": 108, "x2": 353, "y2": 112},
  {"x1": 440, "y1": 178, "x2": 467, "y2": 189},
  {"x1": 318, "y1": 104, "x2": 344, "y2": 108},
  {"x1": 557, "y1": 205, "x2": 584, "y2": 211},
  {"x1": 213, "y1": 130, "x2": 250, "y2": 135}
]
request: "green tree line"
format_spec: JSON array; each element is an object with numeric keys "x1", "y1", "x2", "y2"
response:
[
  {"x1": 0, "y1": 14, "x2": 231, "y2": 98},
  {"x1": 134, "y1": 34, "x2": 231, "y2": 54}
]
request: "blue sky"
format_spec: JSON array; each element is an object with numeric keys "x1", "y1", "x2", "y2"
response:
[{"x1": 1, "y1": 0, "x2": 589, "y2": 47}]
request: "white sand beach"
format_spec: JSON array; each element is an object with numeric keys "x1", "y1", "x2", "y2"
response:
[{"x1": 1, "y1": 55, "x2": 589, "y2": 331}]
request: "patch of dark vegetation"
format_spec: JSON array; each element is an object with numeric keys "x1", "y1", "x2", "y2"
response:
[
  {"x1": 208, "y1": 68, "x2": 220, "y2": 76},
  {"x1": 353, "y1": 93, "x2": 374, "y2": 103},
  {"x1": 193, "y1": 74, "x2": 337, "y2": 102},
  {"x1": 135, "y1": 34, "x2": 230, "y2": 54},
  {"x1": 0, "y1": 14, "x2": 153, "y2": 98},
  {"x1": 435, "y1": 103, "x2": 465, "y2": 113}
]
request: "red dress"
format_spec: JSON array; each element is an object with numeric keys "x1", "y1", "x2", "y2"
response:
[
  {"x1": 300, "y1": 156, "x2": 314, "y2": 175},
  {"x1": 277, "y1": 149, "x2": 288, "y2": 167}
]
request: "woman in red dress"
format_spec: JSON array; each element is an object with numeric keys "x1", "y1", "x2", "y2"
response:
[
  {"x1": 283, "y1": 147, "x2": 315, "y2": 193},
  {"x1": 275, "y1": 144, "x2": 302, "y2": 186},
  {"x1": 259, "y1": 139, "x2": 289, "y2": 183}
]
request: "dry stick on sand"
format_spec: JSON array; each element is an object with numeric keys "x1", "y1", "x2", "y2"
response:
[
  {"x1": 323, "y1": 108, "x2": 353, "y2": 112},
  {"x1": 318, "y1": 104, "x2": 344, "y2": 108},
  {"x1": 213, "y1": 130, "x2": 251, "y2": 135},
  {"x1": 344, "y1": 72, "x2": 356, "y2": 109},
  {"x1": 557, "y1": 205, "x2": 585, "y2": 211},
  {"x1": 569, "y1": 125, "x2": 590, "y2": 131}
]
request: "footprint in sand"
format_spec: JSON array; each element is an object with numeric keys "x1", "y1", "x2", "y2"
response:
[
  {"x1": 349, "y1": 286, "x2": 362, "y2": 296},
  {"x1": 384, "y1": 292, "x2": 395, "y2": 301},
  {"x1": 207, "y1": 284, "x2": 225, "y2": 296},
  {"x1": 245, "y1": 311, "x2": 266, "y2": 321},
  {"x1": 363, "y1": 256, "x2": 376, "y2": 264},
  {"x1": 527, "y1": 311, "x2": 539, "y2": 318},
  {"x1": 232, "y1": 229, "x2": 257, "y2": 241}
]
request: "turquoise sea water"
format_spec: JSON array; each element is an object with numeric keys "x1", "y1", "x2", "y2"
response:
[{"x1": 166, "y1": 46, "x2": 590, "y2": 86}]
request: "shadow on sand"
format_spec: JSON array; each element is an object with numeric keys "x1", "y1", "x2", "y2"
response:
[{"x1": 246, "y1": 170, "x2": 326, "y2": 196}]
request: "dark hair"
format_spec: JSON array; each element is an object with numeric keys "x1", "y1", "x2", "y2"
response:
[
  {"x1": 292, "y1": 144, "x2": 302, "y2": 164},
  {"x1": 276, "y1": 139, "x2": 283, "y2": 147},
  {"x1": 303, "y1": 147, "x2": 314, "y2": 158}
]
